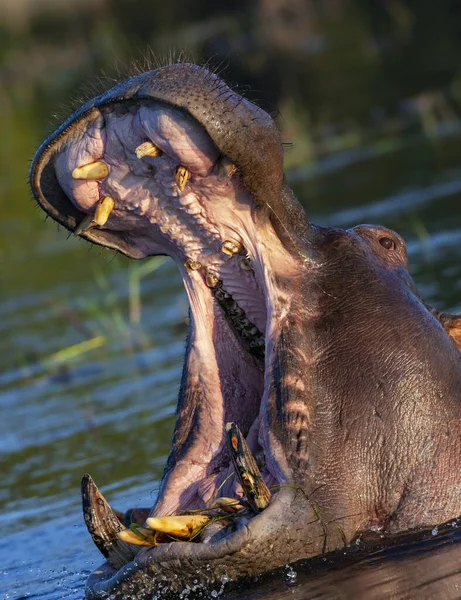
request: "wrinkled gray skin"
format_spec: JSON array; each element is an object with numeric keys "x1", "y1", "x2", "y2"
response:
[{"x1": 30, "y1": 64, "x2": 461, "y2": 599}]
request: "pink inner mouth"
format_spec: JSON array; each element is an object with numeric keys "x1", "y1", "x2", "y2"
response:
[{"x1": 54, "y1": 99, "x2": 282, "y2": 519}]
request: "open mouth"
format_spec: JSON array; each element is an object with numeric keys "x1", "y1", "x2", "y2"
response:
[{"x1": 30, "y1": 65, "x2": 310, "y2": 585}]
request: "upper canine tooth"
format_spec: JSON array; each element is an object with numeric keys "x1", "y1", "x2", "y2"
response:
[
  {"x1": 135, "y1": 141, "x2": 162, "y2": 159},
  {"x1": 222, "y1": 240, "x2": 242, "y2": 256},
  {"x1": 72, "y1": 160, "x2": 109, "y2": 180},
  {"x1": 218, "y1": 157, "x2": 237, "y2": 178},
  {"x1": 145, "y1": 514, "x2": 211, "y2": 539},
  {"x1": 175, "y1": 165, "x2": 189, "y2": 191},
  {"x1": 94, "y1": 196, "x2": 115, "y2": 227}
]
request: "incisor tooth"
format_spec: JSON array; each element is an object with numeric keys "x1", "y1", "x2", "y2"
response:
[
  {"x1": 215, "y1": 497, "x2": 245, "y2": 513},
  {"x1": 146, "y1": 514, "x2": 211, "y2": 539},
  {"x1": 175, "y1": 165, "x2": 189, "y2": 191},
  {"x1": 222, "y1": 240, "x2": 242, "y2": 256},
  {"x1": 117, "y1": 527, "x2": 158, "y2": 547},
  {"x1": 94, "y1": 196, "x2": 115, "y2": 227},
  {"x1": 72, "y1": 160, "x2": 109, "y2": 180},
  {"x1": 135, "y1": 141, "x2": 162, "y2": 159}
]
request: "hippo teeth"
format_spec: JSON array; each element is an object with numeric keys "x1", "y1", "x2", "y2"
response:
[
  {"x1": 93, "y1": 195, "x2": 115, "y2": 227},
  {"x1": 135, "y1": 140, "x2": 162, "y2": 158},
  {"x1": 215, "y1": 497, "x2": 245, "y2": 513},
  {"x1": 31, "y1": 86, "x2": 277, "y2": 555},
  {"x1": 213, "y1": 285, "x2": 265, "y2": 357},
  {"x1": 226, "y1": 422, "x2": 271, "y2": 512},
  {"x1": 221, "y1": 239, "x2": 242, "y2": 255},
  {"x1": 71, "y1": 160, "x2": 109, "y2": 180},
  {"x1": 175, "y1": 165, "x2": 190, "y2": 191},
  {"x1": 74, "y1": 196, "x2": 115, "y2": 235},
  {"x1": 117, "y1": 526, "x2": 165, "y2": 547},
  {"x1": 145, "y1": 514, "x2": 212, "y2": 539},
  {"x1": 81, "y1": 474, "x2": 137, "y2": 569}
]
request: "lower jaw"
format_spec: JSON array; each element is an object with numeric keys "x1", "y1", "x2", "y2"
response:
[{"x1": 84, "y1": 486, "x2": 311, "y2": 600}]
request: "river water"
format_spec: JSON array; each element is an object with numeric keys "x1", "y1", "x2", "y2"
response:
[{"x1": 2, "y1": 94, "x2": 461, "y2": 600}]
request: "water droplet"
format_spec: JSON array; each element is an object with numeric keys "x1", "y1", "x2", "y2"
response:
[
  {"x1": 285, "y1": 564, "x2": 297, "y2": 582},
  {"x1": 432, "y1": 527, "x2": 439, "y2": 536}
]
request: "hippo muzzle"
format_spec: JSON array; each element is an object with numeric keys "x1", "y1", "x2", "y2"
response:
[{"x1": 30, "y1": 63, "x2": 461, "y2": 598}]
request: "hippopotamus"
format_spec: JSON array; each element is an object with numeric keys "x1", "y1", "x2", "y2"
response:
[{"x1": 30, "y1": 63, "x2": 461, "y2": 599}]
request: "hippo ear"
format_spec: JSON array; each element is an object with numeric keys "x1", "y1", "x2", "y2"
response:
[{"x1": 428, "y1": 307, "x2": 461, "y2": 351}]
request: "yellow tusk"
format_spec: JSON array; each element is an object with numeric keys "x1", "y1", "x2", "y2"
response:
[
  {"x1": 117, "y1": 527, "x2": 158, "y2": 547},
  {"x1": 146, "y1": 514, "x2": 211, "y2": 539},
  {"x1": 215, "y1": 497, "x2": 245, "y2": 513},
  {"x1": 221, "y1": 240, "x2": 242, "y2": 256},
  {"x1": 135, "y1": 141, "x2": 162, "y2": 159},
  {"x1": 72, "y1": 160, "x2": 109, "y2": 180},
  {"x1": 94, "y1": 196, "x2": 115, "y2": 227},
  {"x1": 175, "y1": 165, "x2": 189, "y2": 191}
]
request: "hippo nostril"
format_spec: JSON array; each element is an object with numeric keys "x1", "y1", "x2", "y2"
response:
[{"x1": 379, "y1": 236, "x2": 395, "y2": 250}]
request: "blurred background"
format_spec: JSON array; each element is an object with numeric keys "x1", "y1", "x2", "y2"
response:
[{"x1": 1, "y1": 1, "x2": 461, "y2": 598}]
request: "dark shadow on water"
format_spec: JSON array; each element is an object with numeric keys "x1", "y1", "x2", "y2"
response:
[{"x1": 225, "y1": 525, "x2": 461, "y2": 600}]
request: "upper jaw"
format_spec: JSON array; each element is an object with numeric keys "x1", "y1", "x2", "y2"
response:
[{"x1": 30, "y1": 63, "x2": 311, "y2": 257}]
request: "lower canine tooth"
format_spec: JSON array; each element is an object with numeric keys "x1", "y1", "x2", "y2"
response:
[
  {"x1": 175, "y1": 165, "x2": 189, "y2": 191},
  {"x1": 214, "y1": 288, "x2": 230, "y2": 301},
  {"x1": 135, "y1": 141, "x2": 162, "y2": 158},
  {"x1": 222, "y1": 240, "x2": 242, "y2": 255},
  {"x1": 146, "y1": 514, "x2": 211, "y2": 539},
  {"x1": 81, "y1": 474, "x2": 137, "y2": 569},
  {"x1": 225, "y1": 423, "x2": 271, "y2": 513},
  {"x1": 72, "y1": 160, "x2": 109, "y2": 180},
  {"x1": 94, "y1": 196, "x2": 115, "y2": 227}
]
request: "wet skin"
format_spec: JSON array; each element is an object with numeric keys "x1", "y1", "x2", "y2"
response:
[{"x1": 30, "y1": 64, "x2": 461, "y2": 598}]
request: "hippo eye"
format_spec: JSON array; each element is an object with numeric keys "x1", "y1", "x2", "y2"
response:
[{"x1": 379, "y1": 236, "x2": 395, "y2": 250}]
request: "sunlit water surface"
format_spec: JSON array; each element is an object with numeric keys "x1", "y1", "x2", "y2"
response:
[{"x1": 2, "y1": 128, "x2": 461, "y2": 600}]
